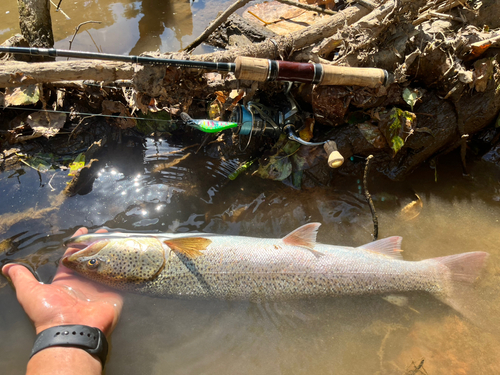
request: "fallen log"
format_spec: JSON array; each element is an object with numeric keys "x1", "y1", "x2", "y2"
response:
[{"x1": 0, "y1": 60, "x2": 135, "y2": 87}]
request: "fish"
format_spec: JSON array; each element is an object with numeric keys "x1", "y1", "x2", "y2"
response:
[{"x1": 62, "y1": 223, "x2": 488, "y2": 314}]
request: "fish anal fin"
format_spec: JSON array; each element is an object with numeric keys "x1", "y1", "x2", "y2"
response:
[
  {"x1": 282, "y1": 223, "x2": 324, "y2": 257},
  {"x1": 357, "y1": 236, "x2": 403, "y2": 259},
  {"x1": 164, "y1": 237, "x2": 212, "y2": 258}
]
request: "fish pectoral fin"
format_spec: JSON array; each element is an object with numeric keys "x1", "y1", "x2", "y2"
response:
[
  {"x1": 382, "y1": 294, "x2": 409, "y2": 307},
  {"x1": 382, "y1": 294, "x2": 420, "y2": 314},
  {"x1": 282, "y1": 222, "x2": 324, "y2": 257},
  {"x1": 356, "y1": 236, "x2": 403, "y2": 259},
  {"x1": 164, "y1": 237, "x2": 212, "y2": 258}
]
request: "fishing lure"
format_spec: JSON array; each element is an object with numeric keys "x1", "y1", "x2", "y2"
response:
[{"x1": 180, "y1": 112, "x2": 239, "y2": 133}]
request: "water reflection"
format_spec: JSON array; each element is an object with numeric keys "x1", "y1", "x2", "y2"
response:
[
  {"x1": 129, "y1": 0, "x2": 193, "y2": 54},
  {"x1": 0, "y1": 0, "x2": 218, "y2": 55}
]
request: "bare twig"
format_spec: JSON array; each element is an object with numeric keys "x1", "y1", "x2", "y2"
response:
[
  {"x1": 274, "y1": 0, "x2": 336, "y2": 15},
  {"x1": 184, "y1": 0, "x2": 253, "y2": 53},
  {"x1": 413, "y1": 0, "x2": 463, "y2": 25},
  {"x1": 428, "y1": 10, "x2": 464, "y2": 22},
  {"x1": 68, "y1": 21, "x2": 102, "y2": 51},
  {"x1": 353, "y1": 0, "x2": 377, "y2": 10},
  {"x1": 48, "y1": 172, "x2": 57, "y2": 191},
  {"x1": 363, "y1": 155, "x2": 378, "y2": 240},
  {"x1": 84, "y1": 29, "x2": 102, "y2": 53}
]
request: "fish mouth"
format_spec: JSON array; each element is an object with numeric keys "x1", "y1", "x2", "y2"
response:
[
  {"x1": 63, "y1": 235, "x2": 111, "y2": 265},
  {"x1": 62, "y1": 245, "x2": 93, "y2": 267}
]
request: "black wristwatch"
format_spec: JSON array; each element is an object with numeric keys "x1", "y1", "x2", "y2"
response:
[{"x1": 30, "y1": 325, "x2": 109, "y2": 366}]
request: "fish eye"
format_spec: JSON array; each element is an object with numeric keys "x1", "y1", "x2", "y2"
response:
[{"x1": 87, "y1": 259, "x2": 99, "y2": 269}]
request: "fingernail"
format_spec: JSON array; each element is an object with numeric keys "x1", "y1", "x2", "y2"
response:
[{"x1": 2, "y1": 263, "x2": 13, "y2": 276}]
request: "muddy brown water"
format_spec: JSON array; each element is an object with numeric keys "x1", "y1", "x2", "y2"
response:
[
  {"x1": 1, "y1": 136, "x2": 500, "y2": 375},
  {"x1": 1, "y1": 2, "x2": 500, "y2": 374},
  {"x1": 0, "y1": 0, "x2": 231, "y2": 54}
]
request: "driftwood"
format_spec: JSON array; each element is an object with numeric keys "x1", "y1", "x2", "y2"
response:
[
  {"x1": 184, "y1": 0, "x2": 253, "y2": 52},
  {"x1": 0, "y1": 60, "x2": 135, "y2": 87},
  {"x1": 202, "y1": 3, "x2": 372, "y2": 62},
  {"x1": 207, "y1": 13, "x2": 279, "y2": 49},
  {"x1": 274, "y1": 0, "x2": 337, "y2": 15}
]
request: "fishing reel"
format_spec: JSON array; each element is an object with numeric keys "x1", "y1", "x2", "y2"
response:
[
  {"x1": 230, "y1": 85, "x2": 322, "y2": 146},
  {"x1": 181, "y1": 85, "x2": 344, "y2": 168},
  {"x1": 229, "y1": 88, "x2": 344, "y2": 168}
]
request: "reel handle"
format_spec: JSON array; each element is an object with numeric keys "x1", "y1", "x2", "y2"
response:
[{"x1": 323, "y1": 140, "x2": 344, "y2": 168}]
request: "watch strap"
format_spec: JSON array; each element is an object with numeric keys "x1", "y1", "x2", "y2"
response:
[{"x1": 30, "y1": 325, "x2": 108, "y2": 366}]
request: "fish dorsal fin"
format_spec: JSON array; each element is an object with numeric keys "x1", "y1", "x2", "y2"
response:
[
  {"x1": 282, "y1": 223, "x2": 323, "y2": 257},
  {"x1": 356, "y1": 236, "x2": 403, "y2": 259},
  {"x1": 164, "y1": 237, "x2": 212, "y2": 258}
]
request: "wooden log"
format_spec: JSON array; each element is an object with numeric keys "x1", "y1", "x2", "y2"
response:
[
  {"x1": 17, "y1": 0, "x2": 54, "y2": 48},
  {"x1": 184, "y1": 0, "x2": 253, "y2": 52},
  {"x1": 0, "y1": 60, "x2": 135, "y2": 87}
]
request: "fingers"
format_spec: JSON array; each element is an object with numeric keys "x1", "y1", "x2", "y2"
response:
[
  {"x1": 72, "y1": 227, "x2": 88, "y2": 237},
  {"x1": 2, "y1": 263, "x2": 41, "y2": 292}
]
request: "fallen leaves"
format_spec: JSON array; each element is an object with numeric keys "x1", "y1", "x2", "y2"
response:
[
  {"x1": 102, "y1": 100, "x2": 137, "y2": 129},
  {"x1": 4, "y1": 84, "x2": 41, "y2": 106}
]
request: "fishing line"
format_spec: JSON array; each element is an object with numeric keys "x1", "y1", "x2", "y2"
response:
[{"x1": 3, "y1": 106, "x2": 178, "y2": 123}]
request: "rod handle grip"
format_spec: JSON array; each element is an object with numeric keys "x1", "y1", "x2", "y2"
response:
[
  {"x1": 321, "y1": 65, "x2": 388, "y2": 87},
  {"x1": 235, "y1": 56, "x2": 269, "y2": 82}
]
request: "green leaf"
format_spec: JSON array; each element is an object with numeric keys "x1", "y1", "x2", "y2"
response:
[
  {"x1": 402, "y1": 88, "x2": 422, "y2": 111},
  {"x1": 68, "y1": 153, "x2": 85, "y2": 176},
  {"x1": 256, "y1": 155, "x2": 292, "y2": 181},
  {"x1": 291, "y1": 171, "x2": 303, "y2": 189},
  {"x1": 391, "y1": 136, "x2": 404, "y2": 154}
]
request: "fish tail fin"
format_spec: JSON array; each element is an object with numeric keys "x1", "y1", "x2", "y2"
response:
[{"x1": 431, "y1": 251, "x2": 489, "y2": 321}]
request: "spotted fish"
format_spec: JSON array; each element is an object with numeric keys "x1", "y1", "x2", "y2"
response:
[{"x1": 62, "y1": 223, "x2": 488, "y2": 313}]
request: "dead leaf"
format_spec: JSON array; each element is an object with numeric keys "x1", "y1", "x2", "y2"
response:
[
  {"x1": 102, "y1": 100, "x2": 137, "y2": 129},
  {"x1": 299, "y1": 117, "x2": 315, "y2": 142},
  {"x1": 471, "y1": 58, "x2": 495, "y2": 92},
  {"x1": 4, "y1": 85, "x2": 41, "y2": 106},
  {"x1": 22, "y1": 111, "x2": 67, "y2": 139},
  {"x1": 400, "y1": 194, "x2": 423, "y2": 221},
  {"x1": 357, "y1": 123, "x2": 387, "y2": 149}
]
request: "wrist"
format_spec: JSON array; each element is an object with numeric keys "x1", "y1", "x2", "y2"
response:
[
  {"x1": 36, "y1": 320, "x2": 112, "y2": 337},
  {"x1": 28, "y1": 346, "x2": 102, "y2": 375}
]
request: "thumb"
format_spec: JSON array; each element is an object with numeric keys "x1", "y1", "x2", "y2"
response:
[{"x1": 2, "y1": 263, "x2": 41, "y2": 292}]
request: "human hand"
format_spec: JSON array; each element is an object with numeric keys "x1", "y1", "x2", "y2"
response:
[{"x1": 2, "y1": 227, "x2": 123, "y2": 337}]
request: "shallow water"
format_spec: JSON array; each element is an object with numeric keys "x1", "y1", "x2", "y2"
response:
[
  {"x1": 0, "y1": 0, "x2": 231, "y2": 54},
  {"x1": 1, "y1": 2, "x2": 500, "y2": 374},
  {"x1": 1, "y1": 134, "x2": 500, "y2": 374}
]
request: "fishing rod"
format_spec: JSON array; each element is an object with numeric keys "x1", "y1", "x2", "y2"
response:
[{"x1": 0, "y1": 46, "x2": 389, "y2": 87}]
